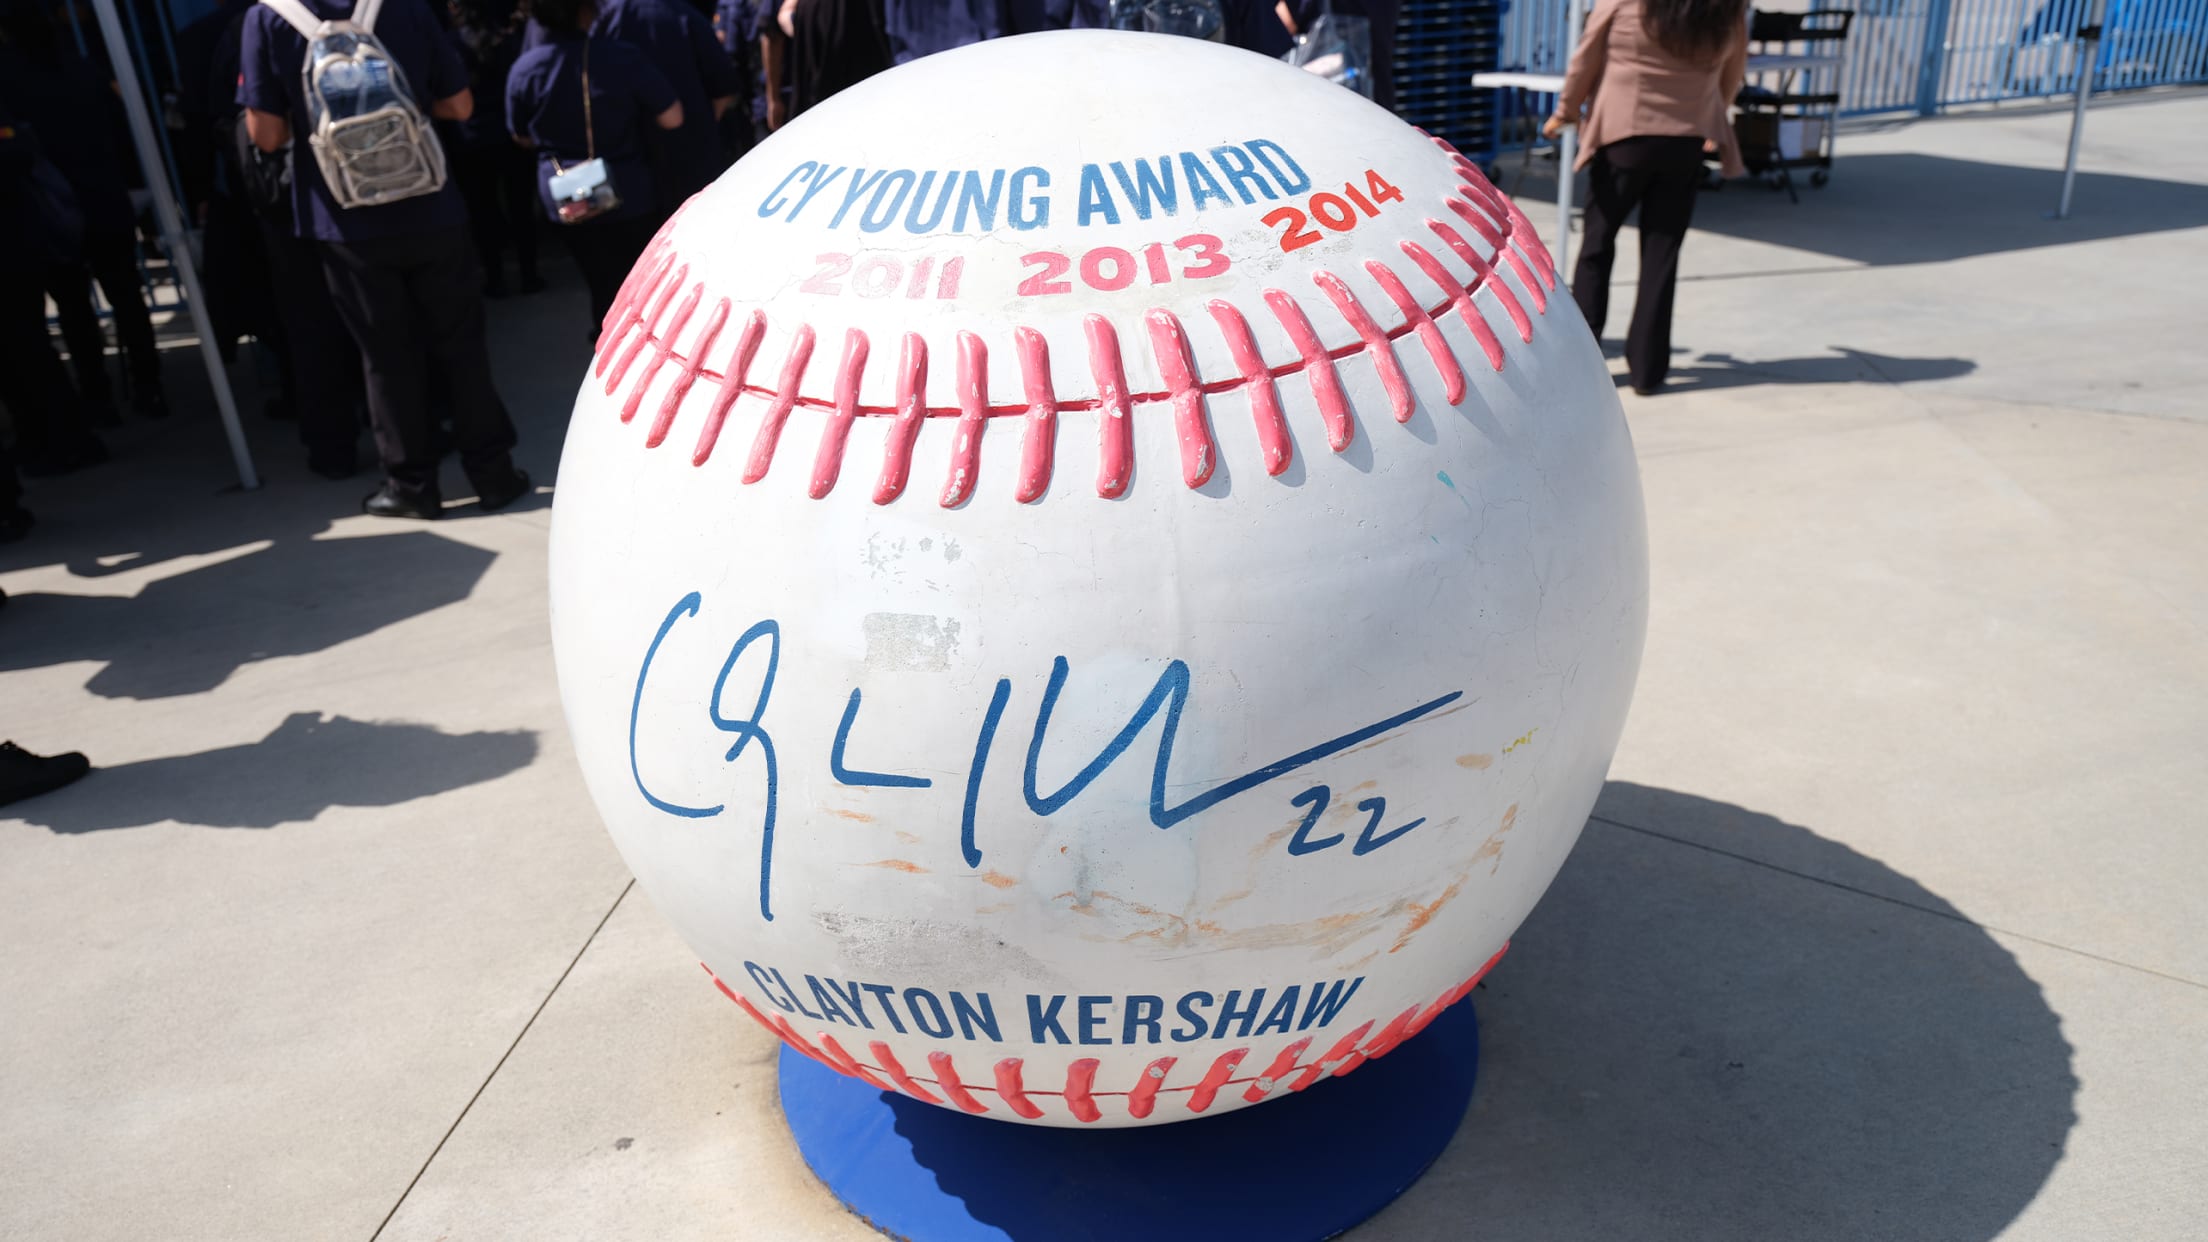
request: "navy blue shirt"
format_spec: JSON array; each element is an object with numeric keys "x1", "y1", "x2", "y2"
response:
[
  {"x1": 507, "y1": 32, "x2": 677, "y2": 223},
  {"x1": 882, "y1": 0, "x2": 1007, "y2": 63},
  {"x1": 238, "y1": 0, "x2": 471, "y2": 241},
  {"x1": 529, "y1": 0, "x2": 739, "y2": 202},
  {"x1": 0, "y1": 45, "x2": 138, "y2": 241}
]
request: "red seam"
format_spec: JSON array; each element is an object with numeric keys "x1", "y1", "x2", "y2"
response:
[
  {"x1": 1205, "y1": 298, "x2": 1294, "y2": 476},
  {"x1": 1064, "y1": 1058, "x2": 1103, "y2": 1123},
  {"x1": 995, "y1": 1058, "x2": 1045, "y2": 1119},
  {"x1": 1085, "y1": 313, "x2": 1135, "y2": 498},
  {"x1": 607, "y1": 156, "x2": 1549, "y2": 499},
  {"x1": 1403, "y1": 237, "x2": 1506, "y2": 372},
  {"x1": 930, "y1": 1050, "x2": 990, "y2": 1114},
  {"x1": 1145, "y1": 307, "x2": 1216, "y2": 488},
  {"x1": 941, "y1": 331, "x2": 988, "y2": 507},
  {"x1": 1262, "y1": 287, "x2": 1355, "y2": 452},
  {"x1": 1242, "y1": 1036, "x2": 1314, "y2": 1104},
  {"x1": 871, "y1": 1039, "x2": 944, "y2": 1105},
  {"x1": 1315, "y1": 269, "x2": 1414, "y2": 423},
  {"x1": 809, "y1": 327, "x2": 868, "y2": 499},
  {"x1": 702, "y1": 945, "x2": 1509, "y2": 1119},
  {"x1": 1365, "y1": 257, "x2": 1467, "y2": 407},
  {"x1": 874, "y1": 331, "x2": 928, "y2": 504},
  {"x1": 1013, "y1": 326, "x2": 1057, "y2": 504},
  {"x1": 692, "y1": 307, "x2": 762, "y2": 466},
  {"x1": 742, "y1": 323, "x2": 814, "y2": 484},
  {"x1": 1126, "y1": 1055, "x2": 1177, "y2": 1119}
]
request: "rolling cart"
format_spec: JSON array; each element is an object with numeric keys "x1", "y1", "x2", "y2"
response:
[{"x1": 1730, "y1": 9, "x2": 1853, "y2": 201}]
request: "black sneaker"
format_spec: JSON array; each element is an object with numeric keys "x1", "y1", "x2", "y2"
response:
[
  {"x1": 475, "y1": 467, "x2": 533, "y2": 513},
  {"x1": 0, "y1": 741, "x2": 91, "y2": 807},
  {"x1": 0, "y1": 506, "x2": 31, "y2": 544},
  {"x1": 362, "y1": 481, "x2": 442, "y2": 520},
  {"x1": 307, "y1": 448, "x2": 359, "y2": 481}
]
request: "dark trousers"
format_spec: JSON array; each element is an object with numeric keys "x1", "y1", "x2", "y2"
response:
[
  {"x1": 453, "y1": 142, "x2": 542, "y2": 289},
  {"x1": 319, "y1": 228, "x2": 518, "y2": 498},
  {"x1": 1572, "y1": 135, "x2": 1706, "y2": 390},
  {"x1": 46, "y1": 229, "x2": 160, "y2": 404},
  {"x1": 561, "y1": 215, "x2": 658, "y2": 341},
  {"x1": 1, "y1": 267, "x2": 95, "y2": 469},
  {"x1": 261, "y1": 215, "x2": 365, "y2": 466}
]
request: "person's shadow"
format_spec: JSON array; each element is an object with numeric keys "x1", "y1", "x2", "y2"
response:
[
  {"x1": 0, "y1": 530, "x2": 498, "y2": 699},
  {"x1": 864, "y1": 783, "x2": 2075, "y2": 1241},
  {"x1": 4, "y1": 711, "x2": 538, "y2": 833},
  {"x1": 1615, "y1": 345, "x2": 1978, "y2": 391}
]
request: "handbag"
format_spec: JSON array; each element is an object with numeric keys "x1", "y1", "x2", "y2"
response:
[{"x1": 548, "y1": 39, "x2": 620, "y2": 224}]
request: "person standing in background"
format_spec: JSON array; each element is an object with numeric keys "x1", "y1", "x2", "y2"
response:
[
  {"x1": 509, "y1": 0, "x2": 684, "y2": 332},
  {"x1": 0, "y1": 1, "x2": 170, "y2": 422},
  {"x1": 241, "y1": 0, "x2": 532, "y2": 518},
  {"x1": 1547, "y1": 0, "x2": 1745, "y2": 395},
  {"x1": 533, "y1": 0, "x2": 740, "y2": 214},
  {"x1": 450, "y1": 0, "x2": 548, "y2": 296}
]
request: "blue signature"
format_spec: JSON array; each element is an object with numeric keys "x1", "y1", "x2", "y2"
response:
[{"x1": 629, "y1": 592, "x2": 1461, "y2": 921}]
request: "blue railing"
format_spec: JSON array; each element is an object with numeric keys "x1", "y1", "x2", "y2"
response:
[{"x1": 1493, "y1": 0, "x2": 2208, "y2": 120}]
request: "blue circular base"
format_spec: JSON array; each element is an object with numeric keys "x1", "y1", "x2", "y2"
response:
[{"x1": 778, "y1": 1001, "x2": 1479, "y2": 1242}]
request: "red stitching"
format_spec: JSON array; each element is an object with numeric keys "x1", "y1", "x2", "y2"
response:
[
  {"x1": 1064, "y1": 1058, "x2": 1103, "y2": 1123},
  {"x1": 706, "y1": 942, "x2": 1509, "y2": 1121},
  {"x1": 995, "y1": 1058, "x2": 1045, "y2": 1119},
  {"x1": 743, "y1": 324, "x2": 814, "y2": 484},
  {"x1": 1127, "y1": 1055, "x2": 1176, "y2": 1119},
  {"x1": 931, "y1": 1050, "x2": 990, "y2": 1114},
  {"x1": 1404, "y1": 237, "x2": 1505, "y2": 372},
  {"x1": 1013, "y1": 327, "x2": 1057, "y2": 504},
  {"x1": 1187, "y1": 1047, "x2": 1250, "y2": 1114},
  {"x1": 1205, "y1": 299, "x2": 1294, "y2": 476},
  {"x1": 1315, "y1": 269, "x2": 1415, "y2": 423},
  {"x1": 874, "y1": 332, "x2": 929, "y2": 504},
  {"x1": 1365, "y1": 257, "x2": 1467, "y2": 407},
  {"x1": 942, "y1": 331, "x2": 989, "y2": 507},
  {"x1": 1085, "y1": 313, "x2": 1135, "y2": 498},
  {"x1": 601, "y1": 154, "x2": 1554, "y2": 502},
  {"x1": 693, "y1": 308, "x2": 763, "y2": 466},
  {"x1": 1262, "y1": 287, "x2": 1355, "y2": 452},
  {"x1": 1145, "y1": 307, "x2": 1216, "y2": 488},
  {"x1": 872, "y1": 1039, "x2": 943, "y2": 1105},
  {"x1": 810, "y1": 327, "x2": 868, "y2": 500}
]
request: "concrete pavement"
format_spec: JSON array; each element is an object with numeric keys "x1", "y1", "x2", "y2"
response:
[{"x1": 3, "y1": 89, "x2": 2204, "y2": 1240}]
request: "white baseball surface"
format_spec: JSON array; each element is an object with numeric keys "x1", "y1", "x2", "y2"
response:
[{"x1": 549, "y1": 30, "x2": 1647, "y2": 1127}]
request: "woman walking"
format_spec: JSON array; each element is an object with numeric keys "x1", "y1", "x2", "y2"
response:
[
  {"x1": 507, "y1": 0, "x2": 685, "y2": 335},
  {"x1": 1547, "y1": 0, "x2": 1746, "y2": 394}
]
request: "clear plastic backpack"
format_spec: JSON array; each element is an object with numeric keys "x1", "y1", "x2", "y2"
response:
[{"x1": 259, "y1": 0, "x2": 448, "y2": 209}]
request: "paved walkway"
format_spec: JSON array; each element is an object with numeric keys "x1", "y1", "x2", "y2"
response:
[{"x1": 4, "y1": 90, "x2": 2204, "y2": 1241}]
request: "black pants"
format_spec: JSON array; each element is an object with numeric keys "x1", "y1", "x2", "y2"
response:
[
  {"x1": 1572, "y1": 135, "x2": 1705, "y2": 390},
  {"x1": 562, "y1": 215, "x2": 657, "y2": 341},
  {"x1": 261, "y1": 214, "x2": 364, "y2": 466},
  {"x1": 1, "y1": 266, "x2": 96, "y2": 470},
  {"x1": 319, "y1": 228, "x2": 518, "y2": 498},
  {"x1": 453, "y1": 142, "x2": 541, "y2": 289},
  {"x1": 46, "y1": 229, "x2": 161, "y2": 404}
]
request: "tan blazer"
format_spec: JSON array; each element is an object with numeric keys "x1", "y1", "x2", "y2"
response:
[{"x1": 1557, "y1": 0, "x2": 1749, "y2": 178}]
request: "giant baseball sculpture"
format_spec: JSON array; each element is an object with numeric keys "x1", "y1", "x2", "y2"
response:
[{"x1": 551, "y1": 31, "x2": 1646, "y2": 1129}]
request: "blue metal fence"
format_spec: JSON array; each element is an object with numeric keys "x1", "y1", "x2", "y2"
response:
[{"x1": 1493, "y1": 0, "x2": 2208, "y2": 119}]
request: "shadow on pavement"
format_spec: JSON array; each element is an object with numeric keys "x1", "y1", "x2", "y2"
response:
[
  {"x1": 6, "y1": 711, "x2": 537, "y2": 833},
  {"x1": 1372, "y1": 782, "x2": 2077, "y2": 1241},
  {"x1": 1688, "y1": 153, "x2": 2208, "y2": 264},
  {"x1": 0, "y1": 530, "x2": 497, "y2": 699},
  {"x1": 1617, "y1": 345, "x2": 1978, "y2": 391}
]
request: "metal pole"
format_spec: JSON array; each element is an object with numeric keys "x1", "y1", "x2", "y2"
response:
[
  {"x1": 2055, "y1": 0, "x2": 2105, "y2": 219},
  {"x1": 86, "y1": 0, "x2": 261, "y2": 490},
  {"x1": 1556, "y1": 0, "x2": 1582, "y2": 277}
]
